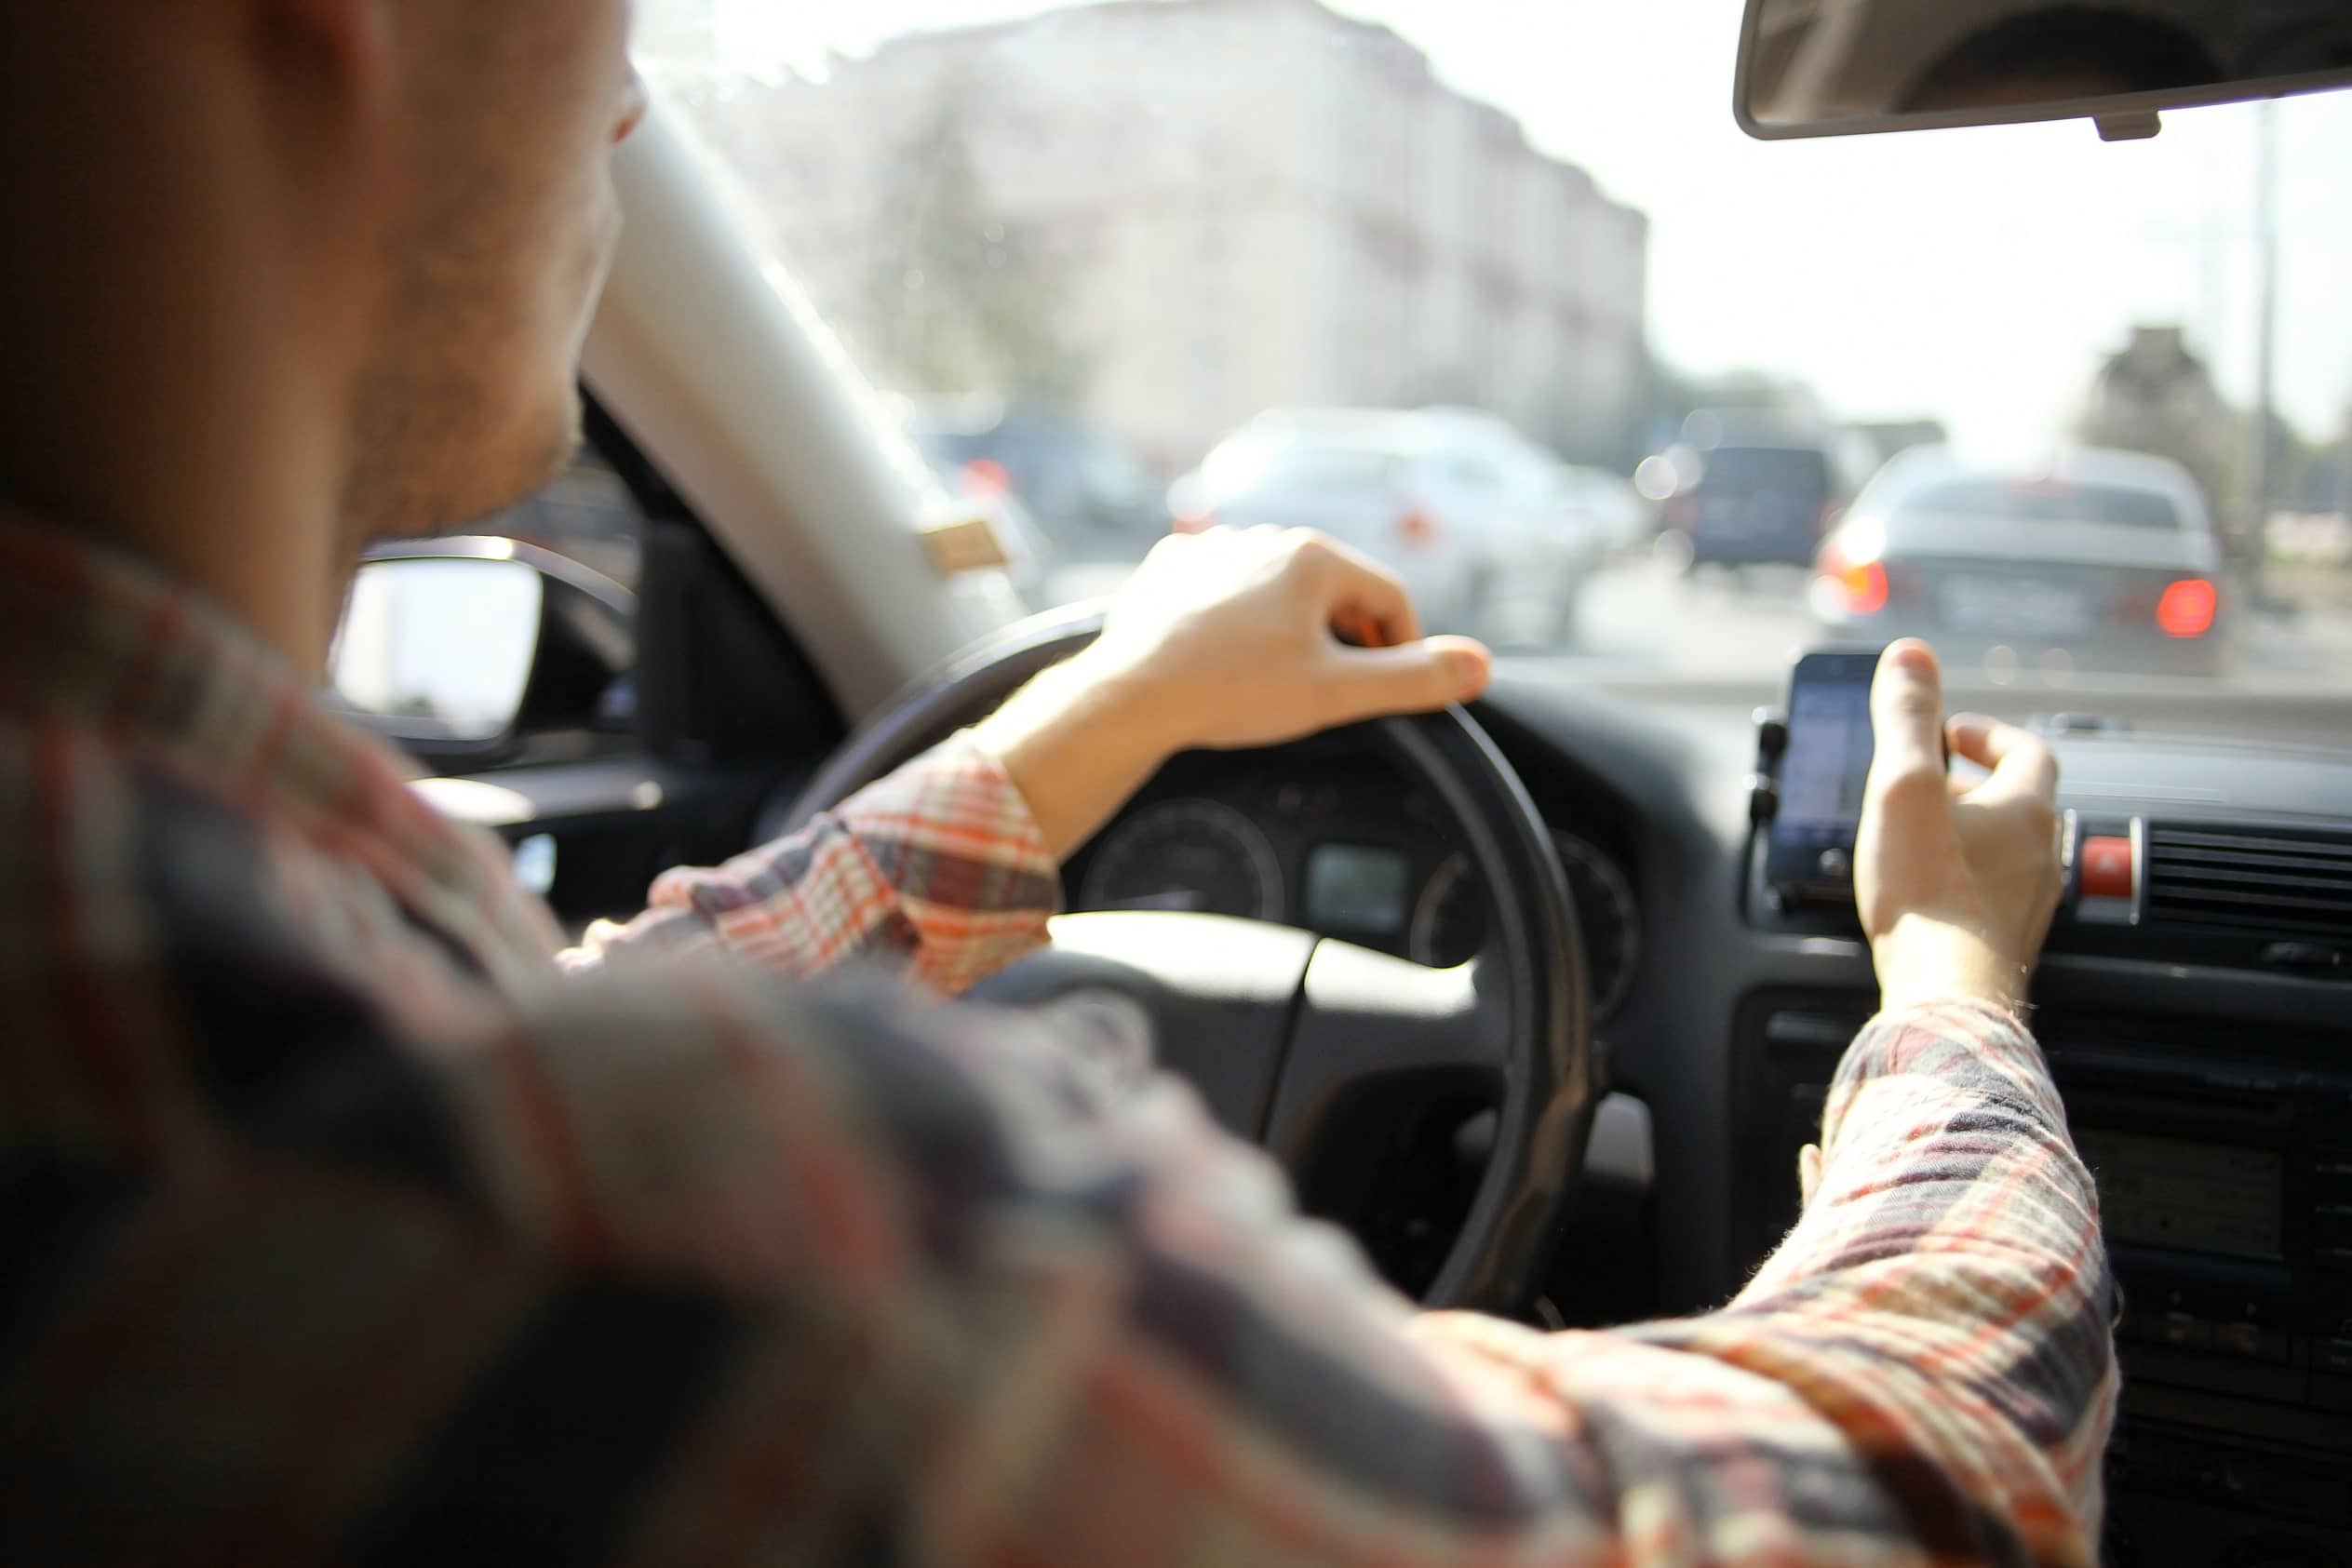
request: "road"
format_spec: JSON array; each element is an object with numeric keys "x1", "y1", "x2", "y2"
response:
[
  {"x1": 1558, "y1": 555, "x2": 2352, "y2": 688},
  {"x1": 1045, "y1": 549, "x2": 2352, "y2": 745}
]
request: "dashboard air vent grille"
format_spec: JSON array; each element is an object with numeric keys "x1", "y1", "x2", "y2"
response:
[{"x1": 2144, "y1": 825, "x2": 2352, "y2": 942}]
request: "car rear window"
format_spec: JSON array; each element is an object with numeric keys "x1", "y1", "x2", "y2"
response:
[
  {"x1": 1894, "y1": 478, "x2": 2184, "y2": 529},
  {"x1": 1206, "y1": 441, "x2": 1404, "y2": 501},
  {"x1": 1694, "y1": 447, "x2": 1831, "y2": 498}
]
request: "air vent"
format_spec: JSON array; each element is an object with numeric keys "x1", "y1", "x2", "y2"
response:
[{"x1": 2144, "y1": 825, "x2": 2352, "y2": 942}]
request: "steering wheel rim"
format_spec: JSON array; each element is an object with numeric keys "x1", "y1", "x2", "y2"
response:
[{"x1": 785, "y1": 605, "x2": 1596, "y2": 1313}]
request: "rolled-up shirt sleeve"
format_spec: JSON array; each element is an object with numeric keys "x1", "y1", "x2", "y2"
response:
[{"x1": 558, "y1": 732, "x2": 1062, "y2": 994}]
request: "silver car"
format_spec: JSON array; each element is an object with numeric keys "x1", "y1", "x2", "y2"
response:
[
  {"x1": 1810, "y1": 446, "x2": 2230, "y2": 676},
  {"x1": 1168, "y1": 409, "x2": 1596, "y2": 648}
]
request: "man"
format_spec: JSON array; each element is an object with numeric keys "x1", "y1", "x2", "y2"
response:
[{"x1": 0, "y1": 3, "x2": 2113, "y2": 1564}]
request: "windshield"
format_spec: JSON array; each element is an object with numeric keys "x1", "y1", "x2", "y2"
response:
[
  {"x1": 636, "y1": 0, "x2": 2352, "y2": 732},
  {"x1": 1204, "y1": 438, "x2": 1408, "y2": 502},
  {"x1": 1692, "y1": 448, "x2": 1834, "y2": 499},
  {"x1": 1892, "y1": 479, "x2": 2186, "y2": 532}
]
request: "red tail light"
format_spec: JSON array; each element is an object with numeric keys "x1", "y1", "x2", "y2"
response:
[
  {"x1": 1396, "y1": 511, "x2": 1441, "y2": 549},
  {"x1": 2156, "y1": 578, "x2": 2217, "y2": 638},
  {"x1": 1814, "y1": 538, "x2": 1888, "y2": 617},
  {"x1": 958, "y1": 458, "x2": 1013, "y2": 497},
  {"x1": 1836, "y1": 560, "x2": 1888, "y2": 615}
]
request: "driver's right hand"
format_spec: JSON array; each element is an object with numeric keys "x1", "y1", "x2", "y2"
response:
[{"x1": 1854, "y1": 639, "x2": 2063, "y2": 1017}]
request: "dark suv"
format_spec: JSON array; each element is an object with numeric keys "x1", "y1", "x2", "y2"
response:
[
  {"x1": 1660, "y1": 436, "x2": 1848, "y2": 570},
  {"x1": 907, "y1": 403, "x2": 1170, "y2": 563}
]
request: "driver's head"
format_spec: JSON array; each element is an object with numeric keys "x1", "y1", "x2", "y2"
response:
[{"x1": 0, "y1": 0, "x2": 646, "y2": 623}]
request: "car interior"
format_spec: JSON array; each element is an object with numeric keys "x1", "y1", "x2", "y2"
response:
[{"x1": 330, "y1": 3, "x2": 2352, "y2": 1563}]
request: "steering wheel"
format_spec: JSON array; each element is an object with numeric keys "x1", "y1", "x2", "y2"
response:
[{"x1": 785, "y1": 607, "x2": 1596, "y2": 1313}]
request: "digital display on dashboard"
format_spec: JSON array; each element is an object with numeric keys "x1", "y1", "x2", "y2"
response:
[
  {"x1": 2073, "y1": 1129, "x2": 2283, "y2": 1260},
  {"x1": 1305, "y1": 845, "x2": 1413, "y2": 934}
]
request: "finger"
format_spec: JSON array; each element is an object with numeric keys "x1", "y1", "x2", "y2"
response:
[
  {"x1": 1318, "y1": 636, "x2": 1491, "y2": 720},
  {"x1": 1291, "y1": 530, "x2": 1424, "y2": 647},
  {"x1": 1866, "y1": 639, "x2": 1948, "y2": 804},
  {"x1": 1799, "y1": 1144, "x2": 1823, "y2": 1207},
  {"x1": 1948, "y1": 713, "x2": 2059, "y2": 807}
]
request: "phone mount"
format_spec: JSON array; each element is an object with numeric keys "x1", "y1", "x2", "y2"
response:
[{"x1": 1747, "y1": 705, "x2": 1787, "y2": 836}]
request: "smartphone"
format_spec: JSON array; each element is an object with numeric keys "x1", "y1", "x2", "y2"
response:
[{"x1": 1765, "y1": 649, "x2": 1889, "y2": 904}]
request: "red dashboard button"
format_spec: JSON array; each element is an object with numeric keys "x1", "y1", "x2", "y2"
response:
[{"x1": 2081, "y1": 836, "x2": 2136, "y2": 901}]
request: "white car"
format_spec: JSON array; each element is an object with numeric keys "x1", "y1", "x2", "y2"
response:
[
  {"x1": 1552, "y1": 464, "x2": 1655, "y2": 557},
  {"x1": 1167, "y1": 408, "x2": 1595, "y2": 648}
]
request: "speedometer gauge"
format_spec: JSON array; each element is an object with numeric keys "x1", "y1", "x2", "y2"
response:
[
  {"x1": 1080, "y1": 798, "x2": 1285, "y2": 921},
  {"x1": 1408, "y1": 832, "x2": 1642, "y2": 1023}
]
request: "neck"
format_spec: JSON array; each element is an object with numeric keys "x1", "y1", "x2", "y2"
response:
[
  {"x1": 0, "y1": 333, "x2": 355, "y2": 678},
  {"x1": 0, "y1": 16, "x2": 365, "y2": 677}
]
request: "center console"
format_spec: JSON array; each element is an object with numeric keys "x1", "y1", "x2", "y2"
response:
[
  {"x1": 1735, "y1": 998, "x2": 2352, "y2": 1566},
  {"x1": 1736, "y1": 708, "x2": 2352, "y2": 1566}
]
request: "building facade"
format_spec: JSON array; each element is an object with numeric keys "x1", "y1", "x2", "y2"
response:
[{"x1": 656, "y1": 0, "x2": 1650, "y2": 472}]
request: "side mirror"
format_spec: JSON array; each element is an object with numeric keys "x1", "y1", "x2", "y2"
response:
[
  {"x1": 330, "y1": 556, "x2": 544, "y2": 746},
  {"x1": 329, "y1": 540, "x2": 638, "y2": 766}
]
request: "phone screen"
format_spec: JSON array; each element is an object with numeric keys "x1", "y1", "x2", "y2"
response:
[
  {"x1": 1766, "y1": 652, "x2": 1882, "y2": 897},
  {"x1": 1782, "y1": 678, "x2": 1875, "y2": 832}
]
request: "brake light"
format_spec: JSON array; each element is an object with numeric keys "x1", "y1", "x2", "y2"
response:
[
  {"x1": 2156, "y1": 578, "x2": 2217, "y2": 638},
  {"x1": 1813, "y1": 534, "x2": 1888, "y2": 616},
  {"x1": 959, "y1": 458, "x2": 1012, "y2": 497},
  {"x1": 1836, "y1": 560, "x2": 1888, "y2": 615},
  {"x1": 1396, "y1": 511, "x2": 1441, "y2": 549}
]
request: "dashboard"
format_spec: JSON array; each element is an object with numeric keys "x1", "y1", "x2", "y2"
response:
[
  {"x1": 1062, "y1": 671, "x2": 2352, "y2": 1567},
  {"x1": 1064, "y1": 740, "x2": 1644, "y2": 1023}
]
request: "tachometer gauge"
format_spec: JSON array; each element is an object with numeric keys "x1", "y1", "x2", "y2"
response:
[
  {"x1": 1408, "y1": 852, "x2": 1483, "y2": 969},
  {"x1": 1551, "y1": 833, "x2": 1640, "y2": 1022},
  {"x1": 1407, "y1": 833, "x2": 1642, "y2": 1023},
  {"x1": 1080, "y1": 798, "x2": 1285, "y2": 921}
]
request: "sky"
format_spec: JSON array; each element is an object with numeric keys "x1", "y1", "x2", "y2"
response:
[{"x1": 663, "y1": 0, "x2": 2352, "y2": 455}]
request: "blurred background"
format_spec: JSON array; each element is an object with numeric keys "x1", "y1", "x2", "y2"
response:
[{"x1": 519, "y1": 0, "x2": 2352, "y2": 714}]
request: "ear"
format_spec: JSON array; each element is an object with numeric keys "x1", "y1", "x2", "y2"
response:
[{"x1": 248, "y1": 0, "x2": 393, "y2": 112}]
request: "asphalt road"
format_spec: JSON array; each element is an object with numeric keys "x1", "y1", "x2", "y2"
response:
[
  {"x1": 1044, "y1": 550, "x2": 2352, "y2": 747},
  {"x1": 1559, "y1": 555, "x2": 2352, "y2": 687}
]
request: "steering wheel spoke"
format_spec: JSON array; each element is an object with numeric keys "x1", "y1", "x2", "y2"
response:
[
  {"x1": 964, "y1": 910, "x2": 1316, "y2": 1141},
  {"x1": 1260, "y1": 944, "x2": 1511, "y2": 1170}
]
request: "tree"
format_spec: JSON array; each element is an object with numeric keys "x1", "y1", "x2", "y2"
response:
[
  {"x1": 862, "y1": 87, "x2": 1092, "y2": 408},
  {"x1": 2076, "y1": 327, "x2": 2234, "y2": 527}
]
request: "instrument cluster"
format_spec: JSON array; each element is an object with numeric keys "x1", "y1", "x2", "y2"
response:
[{"x1": 1069, "y1": 751, "x2": 1642, "y2": 1022}]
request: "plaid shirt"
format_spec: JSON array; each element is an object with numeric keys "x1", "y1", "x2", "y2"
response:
[{"x1": 1, "y1": 518, "x2": 2117, "y2": 1565}]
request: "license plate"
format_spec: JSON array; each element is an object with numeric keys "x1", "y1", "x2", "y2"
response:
[{"x1": 1940, "y1": 576, "x2": 2090, "y2": 637}]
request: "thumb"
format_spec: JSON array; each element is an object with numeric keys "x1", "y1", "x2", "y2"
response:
[
  {"x1": 1866, "y1": 639, "x2": 1948, "y2": 809},
  {"x1": 1320, "y1": 636, "x2": 1492, "y2": 721}
]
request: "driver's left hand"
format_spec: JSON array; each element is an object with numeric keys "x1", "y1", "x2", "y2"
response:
[{"x1": 974, "y1": 526, "x2": 1495, "y2": 858}]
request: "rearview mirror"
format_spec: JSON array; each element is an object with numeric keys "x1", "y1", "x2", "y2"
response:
[
  {"x1": 1737, "y1": 0, "x2": 2352, "y2": 141},
  {"x1": 330, "y1": 556, "x2": 544, "y2": 745}
]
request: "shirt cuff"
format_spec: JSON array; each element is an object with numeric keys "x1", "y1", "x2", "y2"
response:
[{"x1": 832, "y1": 730, "x2": 1064, "y2": 994}]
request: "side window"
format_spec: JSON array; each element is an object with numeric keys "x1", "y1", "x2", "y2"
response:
[{"x1": 473, "y1": 439, "x2": 646, "y2": 594}]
